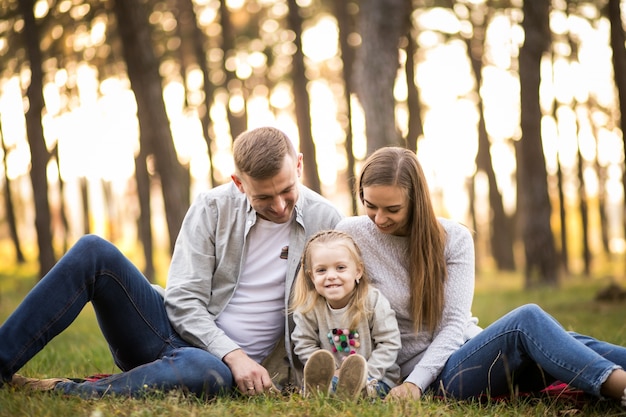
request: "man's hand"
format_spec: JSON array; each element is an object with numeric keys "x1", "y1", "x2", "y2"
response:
[
  {"x1": 223, "y1": 349, "x2": 276, "y2": 396},
  {"x1": 386, "y1": 381, "x2": 422, "y2": 401}
]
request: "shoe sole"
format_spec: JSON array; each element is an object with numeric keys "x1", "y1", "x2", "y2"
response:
[
  {"x1": 303, "y1": 350, "x2": 335, "y2": 397},
  {"x1": 10, "y1": 374, "x2": 70, "y2": 391},
  {"x1": 336, "y1": 354, "x2": 367, "y2": 400}
]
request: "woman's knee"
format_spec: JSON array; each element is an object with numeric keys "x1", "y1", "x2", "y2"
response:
[
  {"x1": 512, "y1": 303, "x2": 545, "y2": 320},
  {"x1": 508, "y1": 303, "x2": 561, "y2": 332}
]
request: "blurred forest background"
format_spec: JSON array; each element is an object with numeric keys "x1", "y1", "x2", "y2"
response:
[{"x1": 0, "y1": 0, "x2": 625, "y2": 290}]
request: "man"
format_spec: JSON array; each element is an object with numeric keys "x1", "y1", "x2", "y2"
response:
[{"x1": 0, "y1": 126, "x2": 343, "y2": 398}]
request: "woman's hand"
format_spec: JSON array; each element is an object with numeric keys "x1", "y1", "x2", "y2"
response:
[{"x1": 386, "y1": 381, "x2": 422, "y2": 401}]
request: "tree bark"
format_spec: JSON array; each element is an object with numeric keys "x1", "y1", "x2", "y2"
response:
[
  {"x1": 466, "y1": 35, "x2": 516, "y2": 271},
  {"x1": 53, "y1": 144, "x2": 69, "y2": 253},
  {"x1": 517, "y1": 0, "x2": 559, "y2": 286},
  {"x1": 335, "y1": 0, "x2": 358, "y2": 215},
  {"x1": 113, "y1": 0, "x2": 189, "y2": 253},
  {"x1": 18, "y1": 0, "x2": 56, "y2": 277},
  {"x1": 135, "y1": 150, "x2": 155, "y2": 282},
  {"x1": 555, "y1": 141, "x2": 568, "y2": 273},
  {"x1": 575, "y1": 116, "x2": 591, "y2": 276},
  {"x1": 286, "y1": 0, "x2": 321, "y2": 193},
  {"x1": 79, "y1": 176, "x2": 90, "y2": 235},
  {"x1": 175, "y1": 0, "x2": 218, "y2": 187},
  {"x1": 355, "y1": 0, "x2": 411, "y2": 155},
  {"x1": 607, "y1": 0, "x2": 626, "y2": 257},
  {"x1": 404, "y1": 31, "x2": 423, "y2": 153},
  {"x1": 589, "y1": 106, "x2": 610, "y2": 255},
  {"x1": 219, "y1": 0, "x2": 247, "y2": 141},
  {"x1": 405, "y1": 29, "x2": 424, "y2": 152},
  {"x1": 0, "y1": 121, "x2": 25, "y2": 264}
]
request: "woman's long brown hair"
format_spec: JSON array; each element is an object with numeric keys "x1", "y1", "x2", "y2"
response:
[{"x1": 358, "y1": 147, "x2": 447, "y2": 333}]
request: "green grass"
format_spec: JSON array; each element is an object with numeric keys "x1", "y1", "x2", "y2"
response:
[{"x1": 2, "y1": 263, "x2": 626, "y2": 416}]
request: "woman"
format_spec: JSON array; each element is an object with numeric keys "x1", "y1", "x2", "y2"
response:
[{"x1": 335, "y1": 146, "x2": 626, "y2": 404}]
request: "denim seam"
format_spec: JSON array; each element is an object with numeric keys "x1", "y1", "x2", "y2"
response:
[
  {"x1": 6, "y1": 280, "x2": 86, "y2": 373},
  {"x1": 98, "y1": 269, "x2": 176, "y2": 357}
]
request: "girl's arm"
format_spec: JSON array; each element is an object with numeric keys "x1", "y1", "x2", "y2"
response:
[{"x1": 292, "y1": 310, "x2": 325, "y2": 365}]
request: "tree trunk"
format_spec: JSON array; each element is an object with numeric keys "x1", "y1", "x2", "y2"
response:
[
  {"x1": 176, "y1": 0, "x2": 218, "y2": 187},
  {"x1": 113, "y1": 0, "x2": 189, "y2": 253},
  {"x1": 335, "y1": 0, "x2": 358, "y2": 215},
  {"x1": 589, "y1": 107, "x2": 610, "y2": 255},
  {"x1": 135, "y1": 151, "x2": 155, "y2": 282},
  {"x1": 79, "y1": 177, "x2": 90, "y2": 235},
  {"x1": 552, "y1": 94, "x2": 569, "y2": 273},
  {"x1": 0, "y1": 122, "x2": 25, "y2": 264},
  {"x1": 575, "y1": 116, "x2": 591, "y2": 276},
  {"x1": 404, "y1": 31, "x2": 423, "y2": 153},
  {"x1": 18, "y1": 0, "x2": 56, "y2": 278},
  {"x1": 555, "y1": 146, "x2": 568, "y2": 273},
  {"x1": 220, "y1": 0, "x2": 247, "y2": 142},
  {"x1": 607, "y1": 0, "x2": 626, "y2": 258},
  {"x1": 354, "y1": 0, "x2": 411, "y2": 155},
  {"x1": 286, "y1": 0, "x2": 321, "y2": 193},
  {"x1": 466, "y1": 34, "x2": 516, "y2": 271},
  {"x1": 53, "y1": 144, "x2": 69, "y2": 253},
  {"x1": 101, "y1": 179, "x2": 116, "y2": 243},
  {"x1": 517, "y1": 0, "x2": 559, "y2": 287}
]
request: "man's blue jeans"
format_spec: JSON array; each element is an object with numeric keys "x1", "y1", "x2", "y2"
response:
[
  {"x1": 0, "y1": 235, "x2": 233, "y2": 398},
  {"x1": 431, "y1": 304, "x2": 626, "y2": 399}
]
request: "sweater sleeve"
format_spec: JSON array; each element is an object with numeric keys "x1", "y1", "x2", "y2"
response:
[
  {"x1": 366, "y1": 289, "x2": 402, "y2": 384},
  {"x1": 292, "y1": 309, "x2": 325, "y2": 365}
]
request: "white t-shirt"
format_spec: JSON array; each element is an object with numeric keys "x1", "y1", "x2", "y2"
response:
[{"x1": 215, "y1": 217, "x2": 290, "y2": 363}]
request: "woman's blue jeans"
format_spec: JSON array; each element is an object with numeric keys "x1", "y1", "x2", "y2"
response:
[
  {"x1": 431, "y1": 304, "x2": 625, "y2": 399},
  {"x1": 0, "y1": 235, "x2": 233, "y2": 398}
]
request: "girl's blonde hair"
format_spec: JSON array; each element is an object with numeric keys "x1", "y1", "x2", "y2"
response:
[
  {"x1": 290, "y1": 230, "x2": 371, "y2": 329},
  {"x1": 358, "y1": 147, "x2": 447, "y2": 333}
]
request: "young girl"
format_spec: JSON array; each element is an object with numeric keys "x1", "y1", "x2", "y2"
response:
[
  {"x1": 291, "y1": 230, "x2": 401, "y2": 400},
  {"x1": 336, "y1": 146, "x2": 626, "y2": 404}
]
